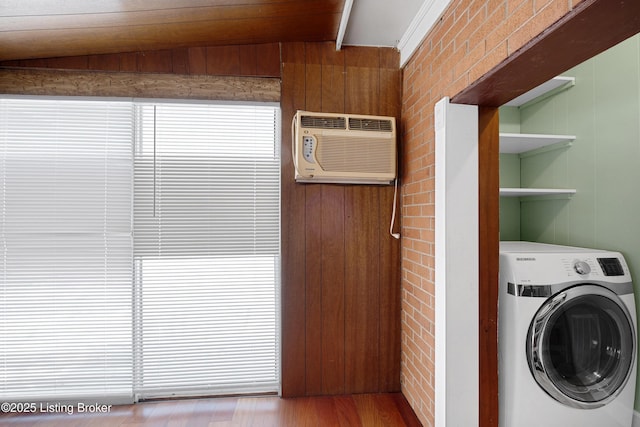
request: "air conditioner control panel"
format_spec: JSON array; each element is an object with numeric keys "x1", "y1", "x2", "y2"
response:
[{"x1": 303, "y1": 136, "x2": 316, "y2": 163}]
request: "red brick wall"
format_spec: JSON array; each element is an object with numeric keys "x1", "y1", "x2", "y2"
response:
[{"x1": 400, "y1": 0, "x2": 586, "y2": 424}]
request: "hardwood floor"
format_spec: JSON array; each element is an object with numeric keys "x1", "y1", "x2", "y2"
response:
[{"x1": 0, "y1": 393, "x2": 422, "y2": 426}]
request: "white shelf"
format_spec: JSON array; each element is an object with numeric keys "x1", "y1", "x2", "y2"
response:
[
  {"x1": 500, "y1": 76, "x2": 577, "y2": 200},
  {"x1": 500, "y1": 188, "x2": 576, "y2": 197},
  {"x1": 504, "y1": 76, "x2": 575, "y2": 107},
  {"x1": 499, "y1": 133, "x2": 575, "y2": 154}
]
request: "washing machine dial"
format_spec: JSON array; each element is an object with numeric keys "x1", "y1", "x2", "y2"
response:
[{"x1": 573, "y1": 260, "x2": 591, "y2": 275}]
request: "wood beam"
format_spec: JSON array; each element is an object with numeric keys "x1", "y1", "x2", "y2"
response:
[
  {"x1": 452, "y1": 0, "x2": 640, "y2": 107},
  {"x1": 0, "y1": 68, "x2": 281, "y2": 102},
  {"x1": 477, "y1": 106, "x2": 500, "y2": 427}
]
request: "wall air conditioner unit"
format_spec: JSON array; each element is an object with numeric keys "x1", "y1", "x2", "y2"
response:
[{"x1": 292, "y1": 110, "x2": 397, "y2": 184}]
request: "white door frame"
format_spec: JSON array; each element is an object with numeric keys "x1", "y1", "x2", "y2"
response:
[{"x1": 434, "y1": 97, "x2": 479, "y2": 427}]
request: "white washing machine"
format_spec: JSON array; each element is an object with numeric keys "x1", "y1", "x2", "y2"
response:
[{"x1": 499, "y1": 241, "x2": 637, "y2": 427}]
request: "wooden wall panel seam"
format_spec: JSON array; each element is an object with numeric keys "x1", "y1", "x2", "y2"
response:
[{"x1": 280, "y1": 42, "x2": 308, "y2": 398}]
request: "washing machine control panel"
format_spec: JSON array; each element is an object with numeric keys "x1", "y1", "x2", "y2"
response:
[
  {"x1": 562, "y1": 257, "x2": 626, "y2": 277},
  {"x1": 573, "y1": 261, "x2": 591, "y2": 275},
  {"x1": 501, "y1": 243, "x2": 631, "y2": 284},
  {"x1": 597, "y1": 257, "x2": 625, "y2": 276}
]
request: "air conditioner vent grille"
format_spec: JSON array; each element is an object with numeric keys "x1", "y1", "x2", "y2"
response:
[
  {"x1": 349, "y1": 118, "x2": 393, "y2": 132},
  {"x1": 300, "y1": 115, "x2": 346, "y2": 129},
  {"x1": 316, "y1": 136, "x2": 394, "y2": 174}
]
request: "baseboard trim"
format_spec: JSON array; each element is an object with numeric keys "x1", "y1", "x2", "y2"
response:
[{"x1": 633, "y1": 410, "x2": 640, "y2": 427}]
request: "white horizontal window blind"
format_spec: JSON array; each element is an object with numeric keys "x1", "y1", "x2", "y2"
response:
[
  {"x1": 133, "y1": 103, "x2": 281, "y2": 398},
  {"x1": 0, "y1": 98, "x2": 280, "y2": 403},
  {"x1": 0, "y1": 98, "x2": 134, "y2": 403}
]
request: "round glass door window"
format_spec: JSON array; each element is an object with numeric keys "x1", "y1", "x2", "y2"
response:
[{"x1": 527, "y1": 285, "x2": 635, "y2": 408}]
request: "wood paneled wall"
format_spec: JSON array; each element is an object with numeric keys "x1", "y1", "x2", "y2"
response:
[
  {"x1": 0, "y1": 41, "x2": 402, "y2": 398},
  {"x1": 280, "y1": 42, "x2": 402, "y2": 397},
  {"x1": 0, "y1": 43, "x2": 281, "y2": 77}
]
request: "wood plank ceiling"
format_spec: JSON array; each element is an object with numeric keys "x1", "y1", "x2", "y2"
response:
[{"x1": 0, "y1": 0, "x2": 346, "y2": 61}]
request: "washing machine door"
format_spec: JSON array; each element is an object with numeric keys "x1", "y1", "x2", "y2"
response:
[{"x1": 527, "y1": 284, "x2": 635, "y2": 409}]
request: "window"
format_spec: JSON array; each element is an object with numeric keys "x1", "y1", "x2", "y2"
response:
[
  {"x1": 133, "y1": 102, "x2": 281, "y2": 398},
  {"x1": 0, "y1": 98, "x2": 134, "y2": 402},
  {"x1": 0, "y1": 97, "x2": 281, "y2": 402}
]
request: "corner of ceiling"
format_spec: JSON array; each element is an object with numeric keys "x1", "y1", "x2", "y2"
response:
[
  {"x1": 336, "y1": 0, "x2": 355, "y2": 51},
  {"x1": 397, "y1": 0, "x2": 452, "y2": 68}
]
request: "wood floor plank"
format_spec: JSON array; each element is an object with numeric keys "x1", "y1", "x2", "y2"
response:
[
  {"x1": 310, "y1": 396, "x2": 340, "y2": 426},
  {"x1": 333, "y1": 396, "x2": 363, "y2": 427},
  {"x1": 0, "y1": 393, "x2": 421, "y2": 427}
]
